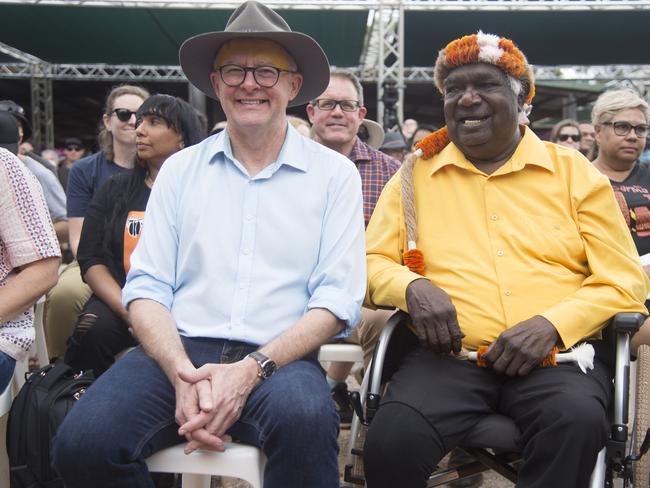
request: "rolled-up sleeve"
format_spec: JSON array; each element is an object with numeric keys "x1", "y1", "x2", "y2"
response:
[
  {"x1": 307, "y1": 164, "x2": 366, "y2": 337},
  {"x1": 122, "y1": 164, "x2": 179, "y2": 310}
]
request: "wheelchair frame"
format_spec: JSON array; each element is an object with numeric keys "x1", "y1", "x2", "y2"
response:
[{"x1": 344, "y1": 311, "x2": 650, "y2": 488}]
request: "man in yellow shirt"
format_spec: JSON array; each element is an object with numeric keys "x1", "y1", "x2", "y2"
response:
[{"x1": 363, "y1": 32, "x2": 649, "y2": 488}]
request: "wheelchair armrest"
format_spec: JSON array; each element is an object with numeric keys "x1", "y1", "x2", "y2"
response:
[{"x1": 612, "y1": 312, "x2": 645, "y2": 334}]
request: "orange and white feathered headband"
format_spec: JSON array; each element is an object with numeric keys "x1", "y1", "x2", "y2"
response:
[{"x1": 401, "y1": 32, "x2": 535, "y2": 275}]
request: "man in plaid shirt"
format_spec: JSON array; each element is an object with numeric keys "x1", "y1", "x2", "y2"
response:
[{"x1": 307, "y1": 70, "x2": 399, "y2": 424}]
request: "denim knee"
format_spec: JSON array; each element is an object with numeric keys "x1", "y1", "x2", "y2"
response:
[{"x1": 52, "y1": 419, "x2": 99, "y2": 480}]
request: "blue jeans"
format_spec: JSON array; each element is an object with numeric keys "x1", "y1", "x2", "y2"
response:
[
  {"x1": 0, "y1": 351, "x2": 16, "y2": 393},
  {"x1": 52, "y1": 337, "x2": 340, "y2": 487}
]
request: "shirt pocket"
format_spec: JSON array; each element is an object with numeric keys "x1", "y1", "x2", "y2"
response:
[{"x1": 519, "y1": 215, "x2": 585, "y2": 266}]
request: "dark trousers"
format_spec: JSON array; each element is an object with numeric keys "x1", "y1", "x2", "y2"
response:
[
  {"x1": 64, "y1": 294, "x2": 137, "y2": 376},
  {"x1": 363, "y1": 346, "x2": 612, "y2": 488}
]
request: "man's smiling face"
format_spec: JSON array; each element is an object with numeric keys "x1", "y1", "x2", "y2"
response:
[
  {"x1": 307, "y1": 75, "x2": 367, "y2": 152},
  {"x1": 443, "y1": 63, "x2": 521, "y2": 163},
  {"x1": 210, "y1": 39, "x2": 302, "y2": 133}
]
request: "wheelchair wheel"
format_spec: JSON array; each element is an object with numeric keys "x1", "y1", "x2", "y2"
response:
[{"x1": 634, "y1": 344, "x2": 650, "y2": 487}]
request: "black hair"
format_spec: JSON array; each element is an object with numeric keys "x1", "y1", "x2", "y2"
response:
[{"x1": 135, "y1": 94, "x2": 206, "y2": 148}]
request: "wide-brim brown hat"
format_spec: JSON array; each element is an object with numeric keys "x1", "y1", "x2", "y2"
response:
[{"x1": 179, "y1": 1, "x2": 330, "y2": 107}]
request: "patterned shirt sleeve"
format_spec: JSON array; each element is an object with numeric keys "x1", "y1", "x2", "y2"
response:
[{"x1": 0, "y1": 148, "x2": 61, "y2": 275}]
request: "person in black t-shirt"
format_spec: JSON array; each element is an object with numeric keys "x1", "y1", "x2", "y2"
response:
[
  {"x1": 591, "y1": 89, "x2": 650, "y2": 354},
  {"x1": 65, "y1": 95, "x2": 206, "y2": 376}
]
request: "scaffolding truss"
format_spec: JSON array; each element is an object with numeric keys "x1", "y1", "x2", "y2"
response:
[{"x1": 3, "y1": 0, "x2": 650, "y2": 141}]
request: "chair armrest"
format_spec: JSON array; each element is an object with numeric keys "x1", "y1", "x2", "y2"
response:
[{"x1": 612, "y1": 312, "x2": 646, "y2": 334}]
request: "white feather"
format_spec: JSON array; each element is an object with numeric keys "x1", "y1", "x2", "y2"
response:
[
  {"x1": 476, "y1": 31, "x2": 504, "y2": 65},
  {"x1": 556, "y1": 343, "x2": 595, "y2": 374}
]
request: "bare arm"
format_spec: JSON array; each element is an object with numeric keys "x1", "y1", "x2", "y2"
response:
[
  {"x1": 68, "y1": 217, "x2": 83, "y2": 258},
  {"x1": 0, "y1": 257, "x2": 59, "y2": 323},
  {"x1": 128, "y1": 298, "x2": 192, "y2": 382},
  {"x1": 84, "y1": 265, "x2": 129, "y2": 323},
  {"x1": 259, "y1": 307, "x2": 342, "y2": 367},
  {"x1": 53, "y1": 221, "x2": 69, "y2": 246}
]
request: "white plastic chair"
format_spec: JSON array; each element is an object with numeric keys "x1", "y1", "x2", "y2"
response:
[
  {"x1": 145, "y1": 442, "x2": 266, "y2": 488},
  {"x1": 318, "y1": 343, "x2": 364, "y2": 364},
  {"x1": 33, "y1": 296, "x2": 49, "y2": 369}
]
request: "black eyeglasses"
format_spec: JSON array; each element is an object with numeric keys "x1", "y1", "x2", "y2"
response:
[
  {"x1": 65, "y1": 145, "x2": 82, "y2": 151},
  {"x1": 558, "y1": 133, "x2": 581, "y2": 142},
  {"x1": 215, "y1": 64, "x2": 295, "y2": 88},
  {"x1": 311, "y1": 99, "x2": 361, "y2": 112},
  {"x1": 602, "y1": 121, "x2": 649, "y2": 138},
  {"x1": 111, "y1": 108, "x2": 137, "y2": 122}
]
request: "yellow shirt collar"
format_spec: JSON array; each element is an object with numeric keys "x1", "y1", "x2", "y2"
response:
[{"x1": 429, "y1": 126, "x2": 555, "y2": 176}]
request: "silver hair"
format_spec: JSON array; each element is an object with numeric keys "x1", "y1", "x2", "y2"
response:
[
  {"x1": 326, "y1": 69, "x2": 364, "y2": 106},
  {"x1": 591, "y1": 89, "x2": 650, "y2": 126}
]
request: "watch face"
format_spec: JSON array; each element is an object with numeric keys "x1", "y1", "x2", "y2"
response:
[
  {"x1": 250, "y1": 352, "x2": 276, "y2": 379},
  {"x1": 261, "y1": 359, "x2": 277, "y2": 378}
]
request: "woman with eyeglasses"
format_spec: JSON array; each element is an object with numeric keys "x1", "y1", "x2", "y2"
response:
[
  {"x1": 591, "y1": 89, "x2": 650, "y2": 354},
  {"x1": 64, "y1": 95, "x2": 205, "y2": 376},
  {"x1": 550, "y1": 119, "x2": 582, "y2": 150},
  {"x1": 44, "y1": 84, "x2": 149, "y2": 363}
]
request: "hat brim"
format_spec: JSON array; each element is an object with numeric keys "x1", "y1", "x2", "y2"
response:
[
  {"x1": 361, "y1": 119, "x2": 385, "y2": 149},
  {"x1": 179, "y1": 31, "x2": 330, "y2": 108}
]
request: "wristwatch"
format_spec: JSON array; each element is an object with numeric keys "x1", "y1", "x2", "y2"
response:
[{"x1": 247, "y1": 351, "x2": 277, "y2": 380}]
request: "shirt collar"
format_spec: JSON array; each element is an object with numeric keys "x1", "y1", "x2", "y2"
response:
[
  {"x1": 349, "y1": 136, "x2": 371, "y2": 164},
  {"x1": 207, "y1": 123, "x2": 308, "y2": 175},
  {"x1": 430, "y1": 126, "x2": 555, "y2": 176}
]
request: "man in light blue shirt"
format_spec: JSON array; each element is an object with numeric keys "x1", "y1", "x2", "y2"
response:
[{"x1": 52, "y1": 2, "x2": 365, "y2": 487}]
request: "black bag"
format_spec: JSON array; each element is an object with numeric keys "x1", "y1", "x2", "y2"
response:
[{"x1": 6, "y1": 359, "x2": 94, "y2": 488}]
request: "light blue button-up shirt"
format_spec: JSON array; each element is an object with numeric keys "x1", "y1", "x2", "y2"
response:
[{"x1": 122, "y1": 124, "x2": 366, "y2": 346}]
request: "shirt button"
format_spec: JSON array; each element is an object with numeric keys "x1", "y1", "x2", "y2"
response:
[
  {"x1": 246, "y1": 214, "x2": 254, "y2": 221},
  {"x1": 490, "y1": 214, "x2": 498, "y2": 221},
  {"x1": 497, "y1": 250, "x2": 504, "y2": 257},
  {"x1": 243, "y1": 248, "x2": 251, "y2": 255},
  {"x1": 504, "y1": 290, "x2": 512, "y2": 296}
]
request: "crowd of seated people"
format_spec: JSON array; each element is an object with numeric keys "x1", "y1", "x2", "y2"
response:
[{"x1": 3, "y1": 5, "x2": 650, "y2": 487}]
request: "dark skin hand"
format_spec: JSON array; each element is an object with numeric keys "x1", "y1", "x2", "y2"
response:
[
  {"x1": 405, "y1": 278, "x2": 464, "y2": 354},
  {"x1": 482, "y1": 315, "x2": 560, "y2": 377}
]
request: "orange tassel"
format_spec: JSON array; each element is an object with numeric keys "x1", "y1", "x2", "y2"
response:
[
  {"x1": 415, "y1": 127, "x2": 450, "y2": 159},
  {"x1": 475, "y1": 345, "x2": 490, "y2": 368},
  {"x1": 474, "y1": 345, "x2": 559, "y2": 369},
  {"x1": 403, "y1": 248, "x2": 425, "y2": 275}
]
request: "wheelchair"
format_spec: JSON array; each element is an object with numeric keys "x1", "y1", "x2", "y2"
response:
[{"x1": 344, "y1": 311, "x2": 650, "y2": 488}]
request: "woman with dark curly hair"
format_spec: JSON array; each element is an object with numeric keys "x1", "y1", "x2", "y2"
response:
[{"x1": 65, "y1": 95, "x2": 205, "y2": 375}]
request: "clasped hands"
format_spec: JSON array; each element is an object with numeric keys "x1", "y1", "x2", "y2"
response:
[
  {"x1": 174, "y1": 358, "x2": 259, "y2": 454},
  {"x1": 405, "y1": 278, "x2": 560, "y2": 376}
]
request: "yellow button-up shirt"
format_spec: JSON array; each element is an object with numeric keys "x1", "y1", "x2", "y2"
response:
[{"x1": 366, "y1": 127, "x2": 649, "y2": 349}]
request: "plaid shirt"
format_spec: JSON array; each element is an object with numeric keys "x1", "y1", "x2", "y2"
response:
[{"x1": 348, "y1": 137, "x2": 400, "y2": 226}]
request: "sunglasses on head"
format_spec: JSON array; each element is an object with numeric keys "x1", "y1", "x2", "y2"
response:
[
  {"x1": 558, "y1": 134, "x2": 581, "y2": 142},
  {"x1": 111, "y1": 108, "x2": 137, "y2": 122},
  {"x1": 65, "y1": 145, "x2": 82, "y2": 151}
]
